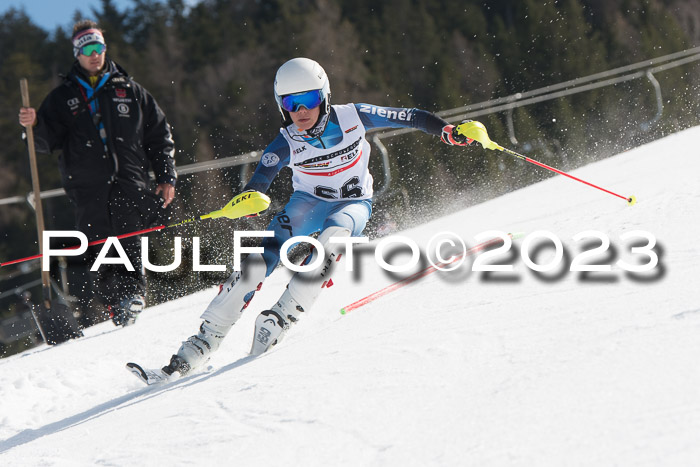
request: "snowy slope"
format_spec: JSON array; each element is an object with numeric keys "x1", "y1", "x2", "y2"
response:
[{"x1": 1, "y1": 127, "x2": 699, "y2": 466}]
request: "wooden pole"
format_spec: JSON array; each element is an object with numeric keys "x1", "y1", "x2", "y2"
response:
[{"x1": 20, "y1": 78, "x2": 52, "y2": 310}]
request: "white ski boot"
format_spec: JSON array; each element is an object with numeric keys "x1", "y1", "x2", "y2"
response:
[
  {"x1": 171, "y1": 253, "x2": 267, "y2": 373},
  {"x1": 250, "y1": 226, "x2": 351, "y2": 356},
  {"x1": 250, "y1": 289, "x2": 304, "y2": 356},
  {"x1": 171, "y1": 320, "x2": 232, "y2": 373}
]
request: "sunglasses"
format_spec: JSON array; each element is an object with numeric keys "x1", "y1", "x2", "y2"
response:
[
  {"x1": 80, "y1": 43, "x2": 106, "y2": 56},
  {"x1": 280, "y1": 90, "x2": 323, "y2": 112}
]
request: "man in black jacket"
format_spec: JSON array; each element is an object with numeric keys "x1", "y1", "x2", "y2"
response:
[{"x1": 18, "y1": 20, "x2": 177, "y2": 327}]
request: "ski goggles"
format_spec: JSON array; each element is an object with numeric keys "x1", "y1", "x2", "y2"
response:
[
  {"x1": 280, "y1": 90, "x2": 323, "y2": 112},
  {"x1": 79, "y1": 43, "x2": 106, "y2": 56}
]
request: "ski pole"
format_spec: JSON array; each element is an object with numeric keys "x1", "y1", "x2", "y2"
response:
[
  {"x1": 340, "y1": 233, "x2": 522, "y2": 315},
  {"x1": 456, "y1": 121, "x2": 637, "y2": 206},
  {"x1": 0, "y1": 191, "x2": 271, "y2": 268}
]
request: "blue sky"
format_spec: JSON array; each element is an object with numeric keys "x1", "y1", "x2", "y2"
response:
[{"x1": 1, "y1": 0, "x2": 198, "y2": 32}]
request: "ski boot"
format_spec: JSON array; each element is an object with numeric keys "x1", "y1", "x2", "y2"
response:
[
  {"x1": 250, "y1": 225, "x2": 351, "y2": 356},
  {"x1": 171, "y1": 320, "x2": 233, "y2": 374},
  {"x1": 161, "y1": 355, "x2": 192, "y2": 377},
  {"x1": 250, "y1": 289, "x2": 304, "y2": 356},
  {"x1": 110, "y1": 295, "x2": 145, "y2": 327}
]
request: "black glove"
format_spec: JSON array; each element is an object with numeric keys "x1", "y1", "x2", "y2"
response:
[{"x1": 441, "y1": 124, "x2": 474, "y2": 146}]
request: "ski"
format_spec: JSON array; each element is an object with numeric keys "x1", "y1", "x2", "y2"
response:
[{"x1": 126, "y1": 362, "x2": 172, "y2": 386}]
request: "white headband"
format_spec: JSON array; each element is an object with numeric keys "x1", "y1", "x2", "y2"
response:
[{"x1": 72, "y1": 28, "x2": 106, "y2": 57}]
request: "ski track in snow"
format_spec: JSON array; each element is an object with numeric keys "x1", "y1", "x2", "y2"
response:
[{"x1": 1, "y1": 127, "x2": 700, "y2": 466}]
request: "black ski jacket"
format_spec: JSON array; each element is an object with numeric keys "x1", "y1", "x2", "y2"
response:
[{"x1": 32, "y1": 59, "x2": 176, "y2": 208}]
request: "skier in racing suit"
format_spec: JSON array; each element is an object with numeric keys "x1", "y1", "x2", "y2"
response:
[{"x1": 160, "y1": 57, "x2": 472, "y2": 376}]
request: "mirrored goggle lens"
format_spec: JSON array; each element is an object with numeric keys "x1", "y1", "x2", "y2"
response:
[
  {"x1": 81, "y1": 43, "x2": 106, "y2": 56},
  {"x1": 280, "y1": 90, "x2": 322, "y2": 112}
]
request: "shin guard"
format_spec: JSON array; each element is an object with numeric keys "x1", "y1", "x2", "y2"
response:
[
  {"x1": 250, "y1": 226, "x2": 351, "y2": 355},
  {"x1": 200, "y1": 252, "x2": 267, "y2": 327}
]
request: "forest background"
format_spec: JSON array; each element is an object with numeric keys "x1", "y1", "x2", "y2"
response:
[{"x1": 1, "y1": 0, "x2": 699, "y2": 353}]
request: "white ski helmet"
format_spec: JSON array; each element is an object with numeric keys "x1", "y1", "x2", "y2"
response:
[{"x1": 274, "y1": 57, "x2": 331, "y2": 126}]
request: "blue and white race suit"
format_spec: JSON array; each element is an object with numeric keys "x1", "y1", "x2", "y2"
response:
[{"x1": 245, "y1": 103, "x2": 449, "y2": 275}]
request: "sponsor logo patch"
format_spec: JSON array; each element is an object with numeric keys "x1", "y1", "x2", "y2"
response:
[
  {"x1": 261, "y1": 152, "x2": 280, "y2": 167},
  {"x1": 358, "y1": 104, "x2": 412, "y2": 122}
]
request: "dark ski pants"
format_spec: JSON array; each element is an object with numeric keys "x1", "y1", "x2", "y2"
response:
[{"x1": 70, "y1": 182, "x2": 147, "y2": 308}]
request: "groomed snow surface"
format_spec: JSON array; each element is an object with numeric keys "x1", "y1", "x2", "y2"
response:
[{"x1": 1, "y1": 127, "x2": 699, "y2": 466}]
